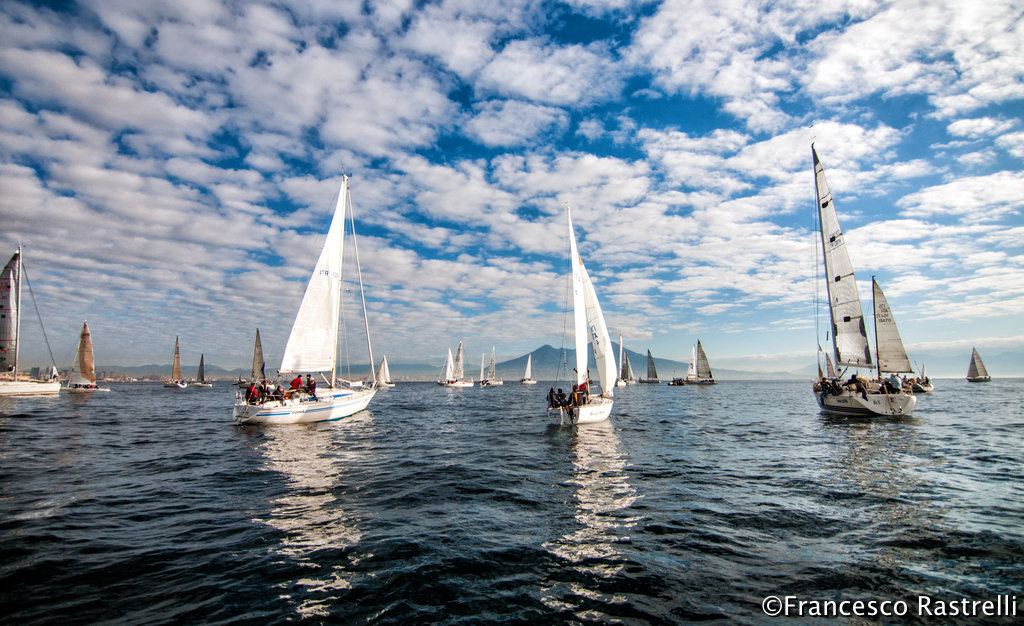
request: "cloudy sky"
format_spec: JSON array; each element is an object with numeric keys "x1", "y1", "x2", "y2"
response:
[{"x1": 2, "y1": 0, "x2": 1022, "y2": 376}]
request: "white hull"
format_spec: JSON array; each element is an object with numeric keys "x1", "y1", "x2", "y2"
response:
[
  {"x1": 553, "y1": 396, "x2": 613, "y2": 425},
  {"x1": 440, "y1": 380, "x2": 473, "y2": 388},
  {"x1": 910, "y1": 381, "x2": 933, "y2": 393},
  {"x1": 378, "y1": 381, "x2": 396, "y2": 388},
  {"x1": 191, "y1": 382, "x2": 213, "y2": 388},
  {"x1": 234, "y1": 387, "x2": 376, "y2": 425},
  {"x1": 0, "y1": 380, "x2": 61, "y2": 396},
  {"x1": 164, "y1": 381, "x2": 187, "y2": 388},
  {"x1": 815, "y1": 387, "x2": 916, "y2": 417},
  {"x1": 479, "y1": 380, "x2": 503, "y2": 386},
  {"x1": 520, "y1": 379, "x2": 538, "y2": 385}
]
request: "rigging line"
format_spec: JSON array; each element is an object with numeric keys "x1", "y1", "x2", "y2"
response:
[
  {"x1": 20, "y1": 265, "x2": 58, "y2": 369},
  {"x1": 348, "y1": 181, "x2": 375, "y2": 384}
]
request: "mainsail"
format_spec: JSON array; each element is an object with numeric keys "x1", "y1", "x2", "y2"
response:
[
  {"x1": 814, "y1": 146, "x2": 872, "y2": 368},
  {"x1": 171, "y1": 336, "x2": 182, "y2": 380},
  {"x1": 454, "y1": 340, "x2": 466, "y2": 380},
  {"x1": 377, "y1": 355, "x2": 392, "y2": 384},
  {"x1": 251, "y1": 329, "x2": 265, "y2": 383},
  {"x1": 197, "y1": 354, "x2": 207, "y2": 382},
  {"x1": 279, "y1": 179, "x2": 347, "y2": 374},
  {"x1": 524, "y1": 354, "x2": 533, "y2": 379},
  {"x1": 0, "y1": 251, "x2": 19, "y2": 373},
  {"x1": 646, "y1": 350, "x2": 658, "y2": 380},
  {"x1": 872, "y1": 279, "x2": 912, "y2": 374},
  {"x1": 69, "y1": 322, "x2": 96, "y2": 386},
  {"x1": 568, "y1": 207, "x2": 615, "y2": 395}
]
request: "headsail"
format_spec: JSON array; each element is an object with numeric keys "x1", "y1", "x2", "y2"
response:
[
  {"x1": 280, "y1": 178, "x2": 347, "y2": 374},
  {"x1": 687, "y1": 345, "x2": 697, "y2": 379},
  {"x1": 813, "y1": 146, "x2": 872, "y2": 368},
  {"x1": 872, "y1": 279, "x2": 912, "y2": 374},
  {"x1": 696, "y1": 340, "x2": 713, "y2": 378}
]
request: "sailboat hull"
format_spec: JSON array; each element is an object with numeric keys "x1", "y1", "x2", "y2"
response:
[
  {"x1": 553, "y1": 397, "x2": 613, "y2": 425},
  {"x1": 966, "y1": 377, "x2": 990, "y2": 383},
  {"x1": 234, "y1": 387, "x2": 377, "y2": 425},
  {"x1": 520, "y1": 379, "x2": 538, "y2": 385},
  {"x1": 65, "y1": 385, "x2": 110, "y2": 393},
  {"x1": 0, "y1": 380, "x2": 61, "y2": 396},
  {"x1": 814, "y1": 387, "x2": 916, "y2": 417}
]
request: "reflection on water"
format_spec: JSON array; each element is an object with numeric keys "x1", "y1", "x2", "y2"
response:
[
  {"x1": 250, "y1": 420, "x2": 367, "y2": 619},
  {"x1": 543, "y1": 420, "x2": 640, "y2": 616}
]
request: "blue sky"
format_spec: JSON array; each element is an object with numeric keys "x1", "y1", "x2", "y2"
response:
[{"x1": 1, "y1": 0, "x2": 1022, "y2": 376}]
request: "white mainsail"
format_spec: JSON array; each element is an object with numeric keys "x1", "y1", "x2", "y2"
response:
[
  {"x1": 377, "y1": 355, "x2": 393, "y2": 385},
  {"x1": 568, "y1": 207, "x2": 615, "y2": 397},
  {"x1": 814, "y1": 146, "x2": 872, "y2": 369},
  {"x1": 440, "y1": 347, "x2": 454, "y2": 382},
  {"x1": 488, "y1": 346, "x2": 497, "y2": 380},
  {"x1": 279, "y1": 180, "x2": 348, "y2": 375},
  {"x1": 524, "y1": 354, "x2": 533, "y2": 379},
  {"x1": 686, "y1": 345, "x2": 697, "y2": 379},
  {"x1": 872, "y1": 279, "x2": 912, "y2": 374},
  {"x1": 0, "y1": 247, "x2": 60, "y2": 396},
  {"x1": 454, "y1": 340, "x2": 466, "y2": 381},
  {"x1": 69, "y1": 322, "x2": 96, "y2": 387}
]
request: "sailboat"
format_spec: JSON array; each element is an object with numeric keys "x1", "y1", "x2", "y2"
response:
[
  {"x1": 238, "y1": 328, "x2": 265, "y2": 388},
  {"x1": 638, "y1": 349, "x2": 659, "y2": 383},
  {"x1": 376, "y1": 355, "x2": 395, "y2": 387},
  {"x1": 479, "y1": 346, "x2": 503, "y2": 386},
  {"x1": 966, "y1": 347, "x2": 991, "y2": 382},
  {"x1": 812, "y1": 146, "x2": 915, "y2": 416},
  {"x1": 615, "y1": 335, "x2": 636, "y2": 386},
  {"x1": 438, "y1": 340, "x2": 473, "y2": 387},
  {"x1": 65, "y1": 321, "x2": 109, "y2": 392},
  {"x1": 233, "y1": 175, "x2": 378, "y2": 424},
  {"x1": 163, "y1": 336, "x2": 187, "y2": 388},
  {"x1": 0, "y1": 247, "x2": 61, "y2": 396},
  {"x1": 550, "y1": 205, "x2": 615, "y2": 425},
  {"x1": 192, "y1": 354, "x2": 213, "y2": 387},
  {"x1": 910, "y1": 364, "x2": 933, "y2": 393},
  {"x1": 681, "y1": 340, "x2": 716, "y2": 385},
  {"x1": 519, "y1": 353, "x2": 537, "y2": 384}
]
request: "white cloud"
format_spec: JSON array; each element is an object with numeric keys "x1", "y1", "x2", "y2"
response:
[{"x1": 463, "y1": 100, "x2": 569, "y2": 147}]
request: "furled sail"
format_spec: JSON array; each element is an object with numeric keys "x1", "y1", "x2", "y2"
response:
[
  {"x1": 872, "y1": 279, "x2": 912, "y2": 373},
  {"x1": 280, "y1": 179, "x2": 347, "y2": 373},
  {"x1": 813, "y1": 146, "x2": 872, "y2": 368},
  {"x1": 568, "y1": 207, "x2": 615, "y2": 396},
  {"x1": 69, "y1": 322, "x2": 96, "y2": 386}
]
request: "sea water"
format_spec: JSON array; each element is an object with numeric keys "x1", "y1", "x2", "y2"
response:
[{"x1": 1, "y1": 379, "x2": 1021, "y2": 623}]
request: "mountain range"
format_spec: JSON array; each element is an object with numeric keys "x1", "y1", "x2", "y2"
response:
[{"x1": 95, "y1": 344, "x2": 1024, "y2": 381}]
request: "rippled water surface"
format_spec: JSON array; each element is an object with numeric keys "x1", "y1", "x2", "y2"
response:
[{"x1": 1, "y1": 379, "x2": 1022, "y2": 624}]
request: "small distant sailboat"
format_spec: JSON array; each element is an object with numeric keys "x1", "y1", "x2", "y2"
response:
[
  {"x1": 479, "y1": 346, "x2": 503, "y2": 386},
  {"x1": 672, "y1": 340, "x2": 716, "y2": 385},
  {"x1": 0, "y1": 247, "x2": 61, "y2": 396},
  {"x1": 65, "y1": 321, "x2": 109, "y2": 392},
  {"x1": 638, "y1": 349, "x2": 659, "y2": 383},
  {"x1": 811, "y1": 145, "x2": 915, "y2": 417},
  {"x1": 376, "y1": 355, "x2": 395, "y2": 387},
  {"x1": 192, "y1": 354, "x2": 213, "y2": 387},
  {"x1": 966, "y1": 348, "x2": 991, "y2": 382},
  {"x1": 550, "y1": 205, "x2": 615, "y2": 425},
  {"x1": 163, "y1": 336, "x2": 187, "y2": 388},
  {"x1": 615, "y1": 335, "x2": 636, "y2": 386},
  {"x1": 910, "y1": 363, "x2": 933, "y2": 393},
  {"x1": 519, "y1": 353, "x2": 537, "y2": 384},
  {"x1": 233, "y1": 175, "x2": 378, "y2": 424},
  {"x1": 238, "y1": 328, "x2": 265, "y2": 388},
  {"x1": 438, "y1": 340, "x2": 473, "y2": 387}
]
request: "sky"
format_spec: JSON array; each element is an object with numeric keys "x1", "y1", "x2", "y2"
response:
[{"x1": 1, "y1": 0, "x2": 1022, "y2": 378}]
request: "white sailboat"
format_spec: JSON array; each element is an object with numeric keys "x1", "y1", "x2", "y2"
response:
[
  {"x1": 0, "y1": 247, "x2": 61, "y2": 396},
  {"x1": 438, "y1": 340, "x2": 473, "y2": 387},
  {"x1": 910, "y1": 363, "x2": 933, "y2": 393},
  {"x1": 192, "y1": 354, "x2": 213, "y2": 387},
  {"x1": 812, "y1": 146, "x2": 915, "y2": 417},
  {"x1": 65, "y1": 321, "x2": 109, "y2": 392},
  {"x1": 551, "y1": 206, "x2": 615, "y2": 425},
  {"x1": 615, "y1": 335, "x2": 636, "y2": 386},
  {"x1": 163, "y1": 336, "x2": 187, "y2": 388},
  {"x1": 479, "y1": 346, "x2": 503, "y2": 386},
  {"x1": 376, "y1": 355, "x2": 395, "y2": 387},
  {"x1": 966, "y1": 347, "x2": 991, "y2": 382},
  {"x1": 233, "y1": 175, "x2": 378, "y2": 424},
  {"x1": 638, "y1": 349, "x2": 659, "y2": 383},
  {"x1": 519, "y1": 353, "x2": 537, "y2": 384}
]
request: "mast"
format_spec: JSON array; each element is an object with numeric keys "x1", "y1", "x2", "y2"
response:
[{"x1": 14, "y1": 247, "x2": 21, "y2": 380}]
